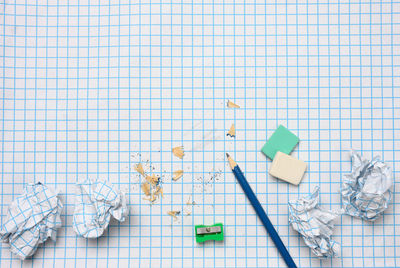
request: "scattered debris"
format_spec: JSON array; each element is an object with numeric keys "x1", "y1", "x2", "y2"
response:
[
  {"x1": 227, "y1": 100, "x2": 240, "y2": 108},
  {"x1": 145, "y1": 174, "x2": 160, "y2": 186},
  {"x1": 194, "y1": 169, "x2": 223, "y2": 193},
  {"x1": 227, "y1": 124, "x2": 236, "y2": 138},
  {"x1": 154, "y1": 186, "x2": 164, "y2": 198},
  {"x1": 135, "y1": 160, "x2": 164, "y2": 204},
  {"x1": 167, "y1": 210, "x2": 181, "y2": 220},
  {"x1": 143, "y1": 195, "x2": 156, "y2": 203},
  {"x1": 186, "y1": 195, "x2": 196, "y2": 205},
  {"x1": 205, "y1": 169, "x2": 223, "y2": 184},
  {"x1": 172, "y1": 146, "x2": 185, "y2": 159},
  {"x1": 143, "y1": 175, "x2": 162, "y2": 203},
  {"x1": 141, "y1": 182, "x2": 151, "y2": 196},
  {"x1": 134, "y1": 163, "x2": 146, "y2": 177},
  {"x1": 173, "y1": 170, "x2": 184, "y2": 181},
  {"x1": 182, "y1": 196, "x2": 196, "y2": 216}
]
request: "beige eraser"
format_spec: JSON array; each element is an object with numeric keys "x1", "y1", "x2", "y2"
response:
[{"x1": 269, "y1": 151, "x2": 307, "y2": 185}]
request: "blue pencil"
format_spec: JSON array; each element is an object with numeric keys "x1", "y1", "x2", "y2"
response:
[{"x1": 226, "y1": 153, "x2": 297, "y2": 268}]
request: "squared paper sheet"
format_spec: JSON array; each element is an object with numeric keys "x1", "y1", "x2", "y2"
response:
[{"x1": 1, "y1": 0, "x2": 399, "y2": 267}]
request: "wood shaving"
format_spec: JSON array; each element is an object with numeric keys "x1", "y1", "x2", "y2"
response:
[
  {"x1": 141, "y1": 182, "x2": 151, "y2": 196},
  {"x1": 172, "y1": 146, "x2": 185, "y2": 159},
  {"x1": 154, "y1": 186, "x2": 164, "y2": 198},
  {"x1": 134, "y1": 163, "x2": 145, "y2": 177},
  {"x1": 172, "y1": 170, "x2": 184, "y2": 181},
  {"x1": 145, "y1": 174, "x2": 160, "y2": 186},
  {"x1": 227, "y1": 100, "x2": 240, "y2": 108},
  {"x1": 136, "y1": 159, "x2": 164, "y2": 204},
  {"x1": 143, "y1": 195, "x2": 156, "y2": 203},
  {"x1": 186, "y1": 196, "x2": 195, "y2": 205},
  {"x1": 167, "y1": 210, "x2": 180, "y2": 220},
  {"x1": 227, "y1": 124, "x2": 235, "y2": 137}
]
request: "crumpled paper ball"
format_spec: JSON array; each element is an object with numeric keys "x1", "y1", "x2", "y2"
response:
[
  {"x1": 73, "y1": 179, "x2": 128, "y2": 238},
  {"x1": 0, "y1": 183, "x2": 63, "y2": 260},
  {"x1": 289, "y1": 186, "x2": 341, "y2": 258},
  {"x1": 340, "y1": 150, "x2": 393, "y2": 221}
]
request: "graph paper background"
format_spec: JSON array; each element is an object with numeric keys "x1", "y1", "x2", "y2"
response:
[{"x1": 1, "y1": 0, "x2": 400, "y2": 267}]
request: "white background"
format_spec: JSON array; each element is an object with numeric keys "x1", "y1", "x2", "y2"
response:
[{"x1": 1, "y1": 0, "x2": 399, "y2": 267}]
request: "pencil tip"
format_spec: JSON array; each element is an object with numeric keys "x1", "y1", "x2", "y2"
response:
[{"x1": 226, "y1": 153, "x2": 230, "y2": 158}]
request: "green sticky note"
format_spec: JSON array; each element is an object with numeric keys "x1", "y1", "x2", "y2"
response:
[
  {"x1": 195, "y1": 223, "x2": 224, "y2": 243},
  {"x1": 261, "y1": 125, "x2": 299, "y2": 160}
]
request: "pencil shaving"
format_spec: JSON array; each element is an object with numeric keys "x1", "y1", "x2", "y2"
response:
[
  {"x1": 143, "y1": 195, "x2": 156, "y2": 203},
  {"x1": 172, "y1": 146, "x2": 185, "y2": 159},
  {"x1": 186, "y1": 196, "x2": 195, "y2": 205},
  {"x1": 136, "y1": 159, "x2": 164, "y2": 204},
  {"x1": 167, "y1": 210, "x2": 180, "y2": 220},
  {"x1": 227, "y1": 124, "x2": 235, "y2": 137},
  {"x1": 227, "y1": 100, "x2": 240, "y2": 108},
  {"x1": 141, "y1": 182, "x2": 151, "y2": 196},
  {"x1": 145, "y1": 175, "x2": 160, "y2": 186},
  {"x1": 154, "y1": 186, "x2": 164, "y2": 198},
  {"x1": 134, "y1": 163, "x2": 145, "y2": 177},
  {"x1": 173, "y1": 170, "x2": 184, "y2": 181}
]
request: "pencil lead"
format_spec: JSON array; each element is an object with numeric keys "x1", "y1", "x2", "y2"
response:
[{"x1": 226, "y1": 153, "x2": 230, "y2": 158}]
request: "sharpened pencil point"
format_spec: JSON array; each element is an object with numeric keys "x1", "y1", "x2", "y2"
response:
[{"x1": 226, "y1": 153, "x2": 237, "y2": 169}]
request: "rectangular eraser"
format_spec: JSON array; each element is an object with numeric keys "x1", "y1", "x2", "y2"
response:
[
  {"x1": 261, "y1": 125, "x2": 299, "y2": 160},
  {"x1": 269, "y1": 151, "x2": 307, "y2": 185}
]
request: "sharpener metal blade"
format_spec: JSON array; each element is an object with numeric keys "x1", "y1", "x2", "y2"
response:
[{"x1": 196, "y1": 226, "x2": 222, "y2": 235}]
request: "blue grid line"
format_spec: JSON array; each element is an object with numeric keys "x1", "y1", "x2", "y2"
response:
[{"x1": 1, "y1": 0, "x2": 400, "y2": 267}]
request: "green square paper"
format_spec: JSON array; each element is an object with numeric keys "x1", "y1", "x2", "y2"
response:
[{"x1": 261, "y1": 125, "x2": 299, "y2": 160}]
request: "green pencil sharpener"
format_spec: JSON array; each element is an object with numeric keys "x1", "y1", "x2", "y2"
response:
[{"x1": 195, "y1": 223, "x2": 224, "y2": 243}]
